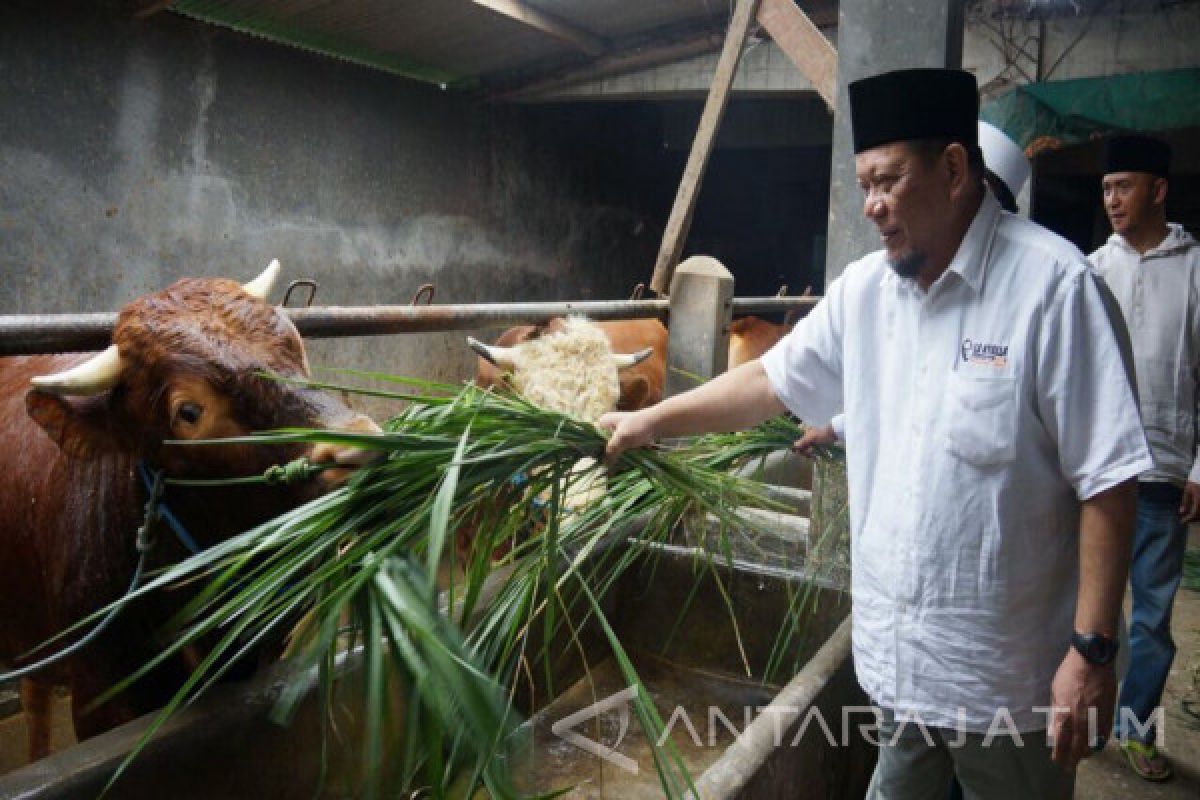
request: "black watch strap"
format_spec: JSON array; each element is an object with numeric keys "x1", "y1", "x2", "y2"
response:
[{"x1": 1071, "y1": 631, "x2": 1119, "y2": 666}]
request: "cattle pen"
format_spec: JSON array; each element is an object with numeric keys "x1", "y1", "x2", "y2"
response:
[
  {"x1": 9, "y1": 0, "x2": 1200, "y2": 795},
  {"x1": 3, "y1": 0, "x2": 856, "y2": 787},
  {"x1": 3, "y1": 0, "x2": 874, "y2": 796},
  {"x1": 0, "y1": 269, "x2": 870, "y2": 799}
]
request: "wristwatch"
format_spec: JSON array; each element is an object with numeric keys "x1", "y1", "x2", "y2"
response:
[{"x1": 1071, "y1": 631, "x2": 1119, "y2": 666}]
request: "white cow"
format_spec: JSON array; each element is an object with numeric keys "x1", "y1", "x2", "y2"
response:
[{"x1": 467, "y1": 316, "x2": 651, "y2": 507}]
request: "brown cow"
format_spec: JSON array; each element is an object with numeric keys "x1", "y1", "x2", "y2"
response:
[
  {"x1": 727, "y1": 315, "x2": 797, "y2": 369},
  {"x1": 476, "y1": 318, "x2": 667, "y2": 411},
  {"x1": 0, "y1": 261, "x2": 378, "y2": 761}
]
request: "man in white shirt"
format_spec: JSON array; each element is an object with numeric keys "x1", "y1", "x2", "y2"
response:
[
  {"x1": 796, "y1": 120, "x2": 1032, "y2": 454},
  {"x1": 601, "y1": 68, "x2": 1152, "y2": 799},
  {"x1": 1089, "y1": 134, "x2": 1199, "y2": 782}
]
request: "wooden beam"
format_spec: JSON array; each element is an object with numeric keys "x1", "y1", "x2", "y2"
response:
[
  {"x1": 473, "y1": 0, "x2": 606, "y2": 57},
  {"x1": 757, "y1": 0, "x2": 837, "y2": 110},
  {"x1": 757, "y1": 1, "x2": 836, "y2": 109},
  {"x1": 494, "y1": 7, "x2": 837, "y2": 102},
  {"x1": 648, "y1": 0, "x2": 762, "y2": 296}
]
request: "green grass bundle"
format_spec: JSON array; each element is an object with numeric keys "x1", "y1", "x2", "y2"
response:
[{"x1": 82, "y1": 376, "x2": 820, "y2": 798}]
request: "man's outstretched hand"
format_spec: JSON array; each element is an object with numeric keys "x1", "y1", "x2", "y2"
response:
[
  {"x1": 792, "y1": 423, "x2": 837, "y2": 455},
  {"x1": 597, "y1": 410, "x2": 657, "y2": 464}
]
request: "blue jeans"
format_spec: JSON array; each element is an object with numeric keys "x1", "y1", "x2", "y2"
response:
[{"x1": 1114, "y1": 481, "x2": 1189, "y2": 743}]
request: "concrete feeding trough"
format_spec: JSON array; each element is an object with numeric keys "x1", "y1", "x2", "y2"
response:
[{"x1": 0, "y1": 455, "x2": 868, "y2": 799}]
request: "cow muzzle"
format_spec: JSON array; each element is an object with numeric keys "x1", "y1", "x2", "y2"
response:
[{"x1": 310, "y1": 413, "x2": 383, "y2": 490}]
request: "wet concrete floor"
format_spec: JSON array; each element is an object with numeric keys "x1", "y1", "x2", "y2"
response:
[{"x1": 510, "y1": 653, "x2": 777, "y2": 799}]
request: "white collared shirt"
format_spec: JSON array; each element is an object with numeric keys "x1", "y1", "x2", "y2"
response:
[
  {"x1": 761, "y1": 193, "x2": 1152, "y2": 731},
  {"x1": 1090, "y1": 224, "x2": 1200, "y2": 485}
]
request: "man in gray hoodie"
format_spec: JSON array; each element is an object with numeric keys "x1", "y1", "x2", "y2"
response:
[{"x1": 1089, "y1": 133, "x2": 1199, "y2": 782}]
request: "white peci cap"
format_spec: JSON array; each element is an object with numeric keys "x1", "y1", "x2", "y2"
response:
[{"x1": 978, "y1": 121, "x2": 1030, "y2": 200}]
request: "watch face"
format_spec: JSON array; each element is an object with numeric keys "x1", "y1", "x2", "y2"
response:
[{"x1": 1075, "y1": 633, "x2": 1117, "y2": 665}]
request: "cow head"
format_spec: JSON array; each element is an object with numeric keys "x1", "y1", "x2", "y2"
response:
[
  {"x1": 25, "y1": 261, "x2": 379, "y2": 491},
  {"x1": 474, "y1": 318, "x2": 660, "y2": 412},
  {"x1": 467, "y1": 317, "x2": 652, "y2": 511},
  {"x1": 468, "y1": 317, "x2": 651, "y2": 425}
]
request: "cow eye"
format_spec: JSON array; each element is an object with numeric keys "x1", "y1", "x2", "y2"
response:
[{"x1": 175, "y1": 402, "x2": 203, "y2": 426}]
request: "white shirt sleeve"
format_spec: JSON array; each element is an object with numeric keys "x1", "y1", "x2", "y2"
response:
[
  {"x1": 1035, "y1": 269, "x2": 1154, "y2": 500},
  {"x1": 760, "y1": 272, "x2": 846, "y2": 425},
  {"x1": 830, "y1": 413, "x2": 845, "y2": 440}
]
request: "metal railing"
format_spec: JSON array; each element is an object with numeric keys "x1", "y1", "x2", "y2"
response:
[{"x1": 0, "y1": 296, "x2": 817, "y2": 356}]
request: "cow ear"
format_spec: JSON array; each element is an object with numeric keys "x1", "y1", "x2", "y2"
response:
[
  {"x1": 25, "y1": 390, "x2": 124, "y2": 460},
  {"x1": 618, "y1": 375, "x2": 650, "y2": 411}
]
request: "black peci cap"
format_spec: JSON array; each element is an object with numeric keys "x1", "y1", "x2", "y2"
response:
[
  {"x1": 1104, "y1": 134, "x2": 1171, "y2": 179},
  {"x1": 848, "y1": 68, "x2": 979, "y2": 154}
]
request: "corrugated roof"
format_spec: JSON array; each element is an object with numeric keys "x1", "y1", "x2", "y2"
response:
[
  {"x1": 172, "y1": 0, "x2": 567, "y2": 86},
  {"x1": 532, "y1": 0, "x2": 727, "y2": 40},
  {"x1": 165, "y1": 0, "x2": 837, "y2": 96}
]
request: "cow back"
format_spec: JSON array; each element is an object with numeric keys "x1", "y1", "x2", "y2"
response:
[
  {"x1": 0, "y1": 355, "x2": 142, "y2": 679},
  {"x1": 728, "y1": 316, "x2": 794, "y2": 369}
]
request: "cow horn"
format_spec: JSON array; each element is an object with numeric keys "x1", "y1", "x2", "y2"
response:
[
  {"x1": 612, "y1": 347, "x2": 653, "y2": 369},
  {"x1": 467, "y1": 337, "x2": 516, "y2": 370},
  {"x1": 242, "y1": 259, "x2": 281, "y2": 301},
  {"x1": 30, "y1": 344, "x2": 124, "y2": 395}
]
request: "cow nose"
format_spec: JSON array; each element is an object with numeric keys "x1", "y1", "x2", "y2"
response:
[{"x1": 310, "y1": 413, "x2": 383, "y2": 488}]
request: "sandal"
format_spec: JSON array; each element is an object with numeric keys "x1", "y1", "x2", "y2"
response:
[{"x1": 1120, "y1": 739, "x2": 1173, "y2": 782}]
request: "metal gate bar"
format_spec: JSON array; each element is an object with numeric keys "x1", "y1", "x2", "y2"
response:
[
  {"x1": 731, "y1": 297, "x2": 817, "y2": 315},
  {"x1": 0, "y1": 296, "x2": 817, "y2": 356}
]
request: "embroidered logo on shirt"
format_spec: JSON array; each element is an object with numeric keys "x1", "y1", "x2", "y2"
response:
[{"x1": 960, "y1": 338, "x2": 1009, "y2": 368}]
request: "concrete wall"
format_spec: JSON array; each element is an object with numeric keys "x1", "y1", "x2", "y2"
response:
[{"x1": 0, "y1": 5, "x2": 660, "y2": 419}]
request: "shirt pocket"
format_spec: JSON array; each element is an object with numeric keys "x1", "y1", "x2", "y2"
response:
[{"x1": 944, "y1": 373, "x2": 1018, "y2": 467}]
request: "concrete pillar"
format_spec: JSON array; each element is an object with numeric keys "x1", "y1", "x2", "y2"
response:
[
  {"x1": 823, "y1": 0, "x2": 966, "y2": 283},
  {"x1": 666, "y1": 256, "x2": 734, "y2": 398}
]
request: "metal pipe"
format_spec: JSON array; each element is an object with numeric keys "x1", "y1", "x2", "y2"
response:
[
  {"x1": 689, "y1": 616, "x2": 853, "y2": 800},
  {"x1": 0, "y1": 296, "x2": 819, "y2": 355},
  {"x1": 0, "y1": 301, "x2": 663, "y2": 355},
  {"x1": 0, "y1": 313, "x2": 115, "y2": 355},
  {"x1": 286, "y1": 299, "x2": 670, "y2": 338},
  {"x1": 730, "y1": 296, "x2": 818, "y2": 315}
]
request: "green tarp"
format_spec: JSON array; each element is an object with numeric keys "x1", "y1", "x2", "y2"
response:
[{"x1": 981, "y1": 68, "x2": 1200, "y2": 149}]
